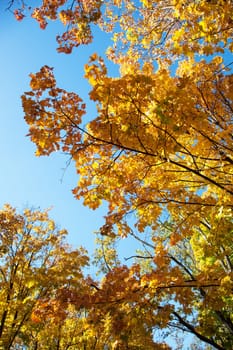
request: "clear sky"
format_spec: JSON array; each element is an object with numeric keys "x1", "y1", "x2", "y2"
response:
[{"x1": 0, "y1": 4, "x2": 114, "y2": 269}]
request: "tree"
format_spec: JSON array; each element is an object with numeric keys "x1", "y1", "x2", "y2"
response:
[
  {"x1": 6, "y1": 0, "x2": 233, "y2": 348},
  {"x1": 0, "y1": 204, "x2": 91, "y2": 349}
]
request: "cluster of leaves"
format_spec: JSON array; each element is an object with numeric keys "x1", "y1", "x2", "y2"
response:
[
  {"x1": 101, "y1": 0, "x2": 233, "y2": 63},
  {"x1": 5, "y1": 0, "x2": 233, "y2": 349},
  {"x1": 11, "y1": 0, "x2": 102, "y2": 52}
]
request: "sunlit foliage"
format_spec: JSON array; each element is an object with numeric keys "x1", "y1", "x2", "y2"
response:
[{"x1": 5, "y1": 0, "x2": 233, "y2": 348}]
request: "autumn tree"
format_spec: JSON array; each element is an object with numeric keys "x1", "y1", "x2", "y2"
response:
[
  {"x1": 0, "y1": 204, "x2": 92, "y2": 349},
  {"x1": 6, "y1": 0, "x2": 233, "y2": 348}
]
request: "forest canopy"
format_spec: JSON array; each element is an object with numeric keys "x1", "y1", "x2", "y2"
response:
[{"x1": 1, "y1": 0, "x2": 233, "y2": 349}]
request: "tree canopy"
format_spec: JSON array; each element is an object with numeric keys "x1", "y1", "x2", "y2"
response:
[
  {"x1": 2, "y1": 0, "x2": 233, "y2": 349},
  {"x1": 0, "y1": 205, "x2": 91, "y2": 349}
]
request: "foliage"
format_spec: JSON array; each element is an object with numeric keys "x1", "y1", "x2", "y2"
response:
[
  {"x1": 0, "y1": 204, "x2": 91, "y2": 349},
  {"x1": 10, "y1": 0, "x2": 233, "y2": 59},
  {"x1": 0, "y1": 205, "x2": 166, "y2": 349},
  {"x1": 5, "y1": 0, "x2": 233, "y2": 349}
]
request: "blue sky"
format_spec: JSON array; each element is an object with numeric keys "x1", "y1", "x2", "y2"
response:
[{"x1": 0, "y1": 5, "x2": 112, "y2": 264}]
